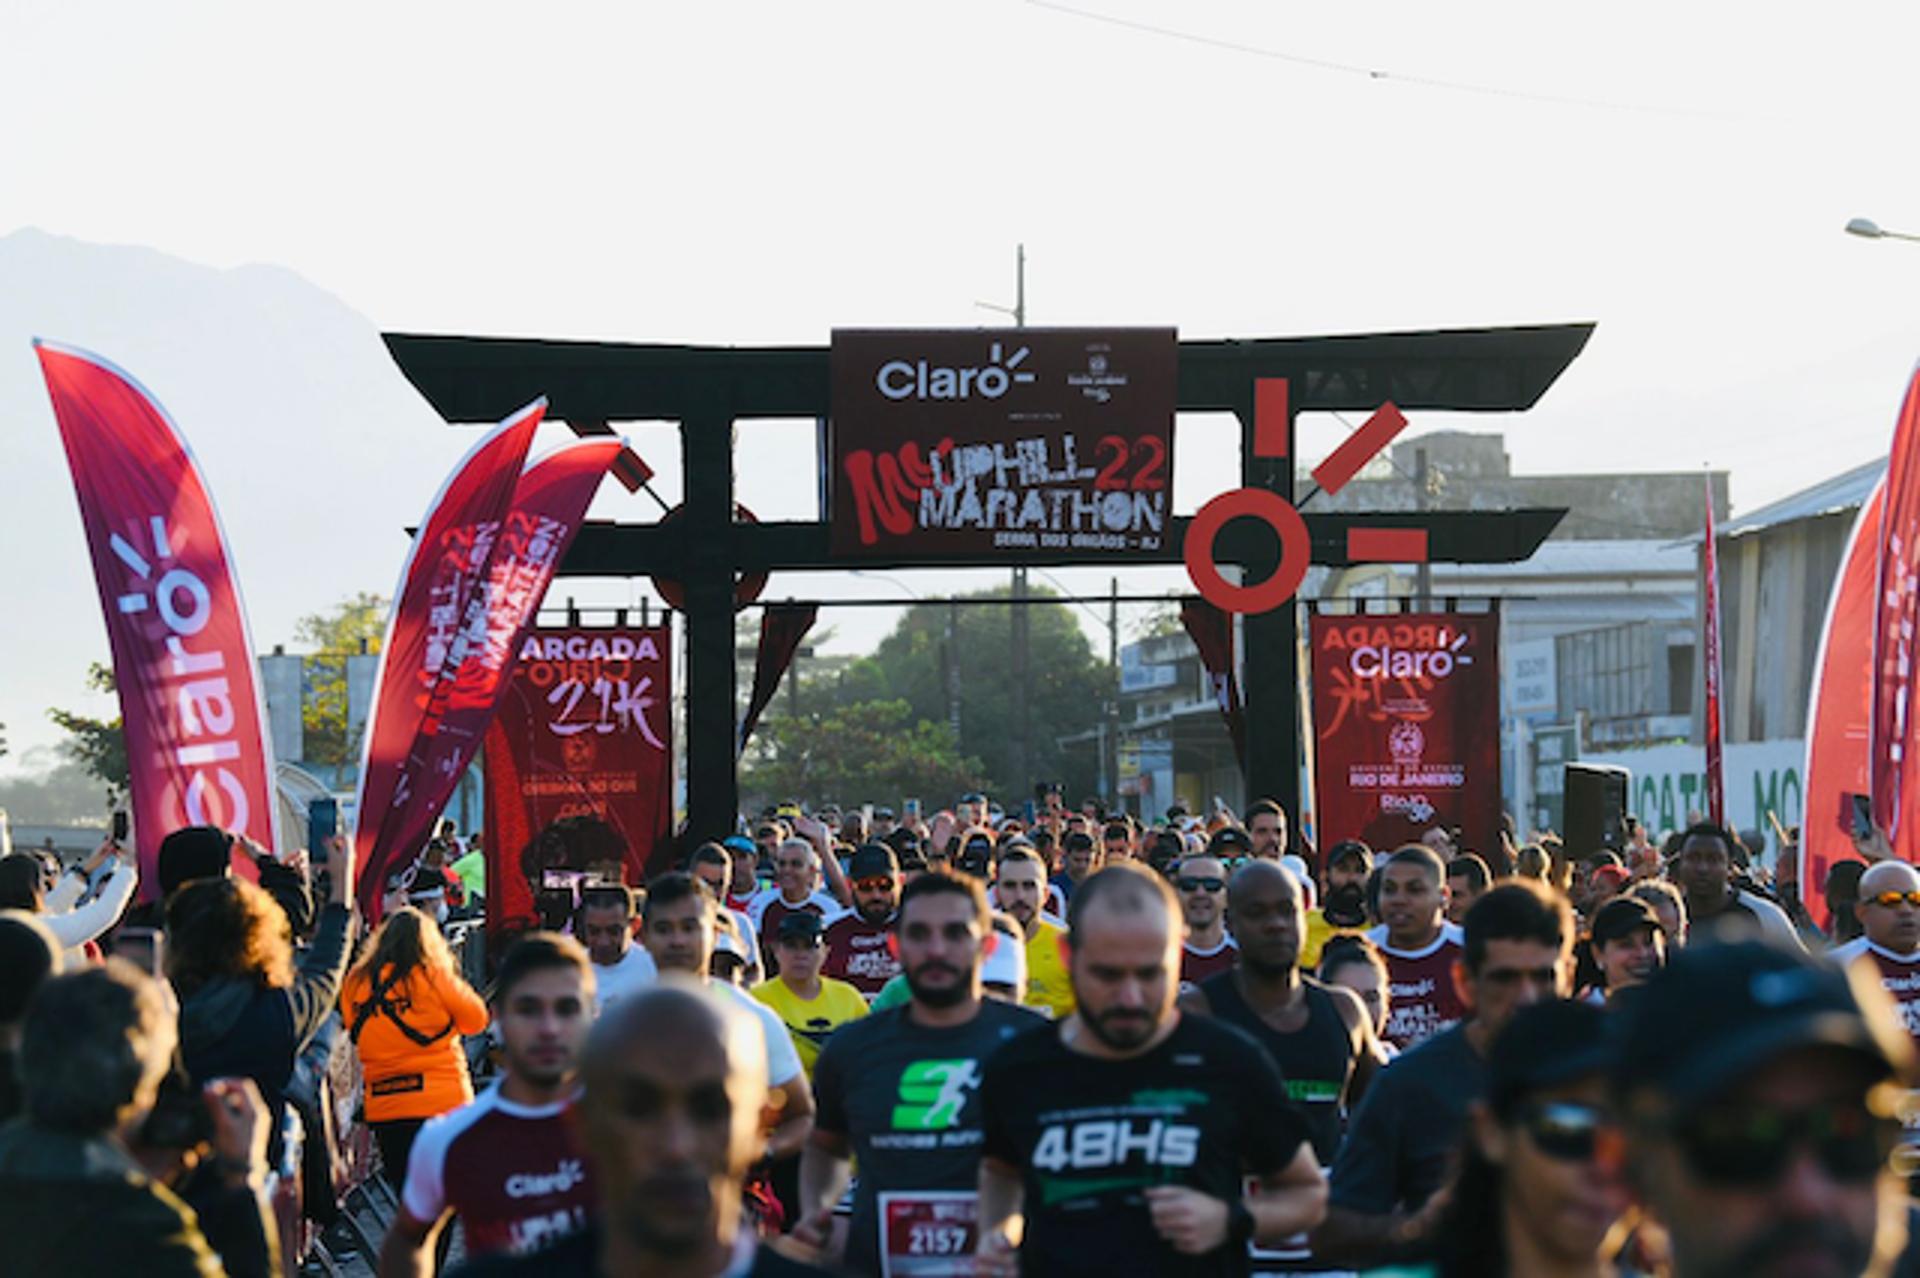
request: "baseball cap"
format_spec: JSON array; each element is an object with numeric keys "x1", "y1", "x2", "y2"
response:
[
  {"x1": 721, "y1": 835, "x2": 755, "y2": 856},
  {"x1": 1590, "y1": 864, "x2": 1630, "y2": 894},
  {"x1": 1208, "y1": 827, "x2": 1253, "y2": 856},
  {"x1": 775, "y1": 911, "x2": 824, "y2": 945},
  {"x1": 1487, "y1": 999, "x2": 1614, "y2": 1115},
  {"x1": 1591, "y1": 896, "x2": 1661, "y2": 947},
  {"x1": 713, "y1": 916, "x2": 749, "y2": 961},
  {"x1": 849, "y1": 844, "x2": 900, "y2": 879},
  {"x1": 1614, "y1": 939, "x2": 1917, "y2": 1104}
]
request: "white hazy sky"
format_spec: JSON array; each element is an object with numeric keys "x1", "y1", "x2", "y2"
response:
[{"x1": 6, "y1": 0, "x2": 1920, "y2": 766}]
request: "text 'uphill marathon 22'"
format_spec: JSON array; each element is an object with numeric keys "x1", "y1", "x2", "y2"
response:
[{"x1": 381, "y1": 321, "x2": 1589, "y2": 835}]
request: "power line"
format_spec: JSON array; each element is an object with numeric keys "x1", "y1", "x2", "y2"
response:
[{"x1": 1024, "y1": 0, "x2": 1746, "y2": 121}]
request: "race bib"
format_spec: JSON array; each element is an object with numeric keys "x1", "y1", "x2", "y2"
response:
[{"x1": 879, "y1": 1190, "x2": 977, "y2": 1278}]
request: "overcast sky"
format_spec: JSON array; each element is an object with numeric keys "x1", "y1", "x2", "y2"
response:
[{"x1": 6, "y1": 0, "x2": 1920, "y2": 770}]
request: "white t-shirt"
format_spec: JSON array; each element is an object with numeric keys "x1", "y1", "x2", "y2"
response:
[
  {"x1": 715, "y1": 979, "x2": 805, "y2": 1086},
  {"x1": 591, "y1": 945, "x2": 658, "y2": 1014}
]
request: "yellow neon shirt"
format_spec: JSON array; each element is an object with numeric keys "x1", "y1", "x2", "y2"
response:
[
  {"x1": 1301, "y1": 909, "x2": 1363, "y2": 971},
  {"x1": 1023, "y1": 918, "x2": 1076, "y2": 1020},
  {"x1": 749, "y1": 976, "x2": 870, "y2": 1077}
]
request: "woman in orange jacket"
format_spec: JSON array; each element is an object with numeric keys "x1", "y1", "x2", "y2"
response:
[{"x1": 339, "y1": 906, "x2": 489, "y2": 1184}]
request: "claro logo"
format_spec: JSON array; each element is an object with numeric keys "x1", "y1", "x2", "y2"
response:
[
  {"x1": 877, "y1": 341, "x2": 1037, "y2": 401},
  {"x1": 1349, "y1": 629, "x2": 1473, "y2": 680}
]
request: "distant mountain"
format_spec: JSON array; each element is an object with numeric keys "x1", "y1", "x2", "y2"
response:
[{"x1": 0, "y1": 228, "x2": 495, "y2": 767}]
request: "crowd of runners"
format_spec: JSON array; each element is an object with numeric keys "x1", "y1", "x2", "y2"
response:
[{"x1": 1, "y1": 794, "x2": 1916, "y2": 1278}]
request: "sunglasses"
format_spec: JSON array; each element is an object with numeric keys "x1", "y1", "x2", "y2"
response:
[
  {"x1": 854, "y1": 876, "x2": 896, "y2": 892},
  {"x1": 1517, "y1": 1101, "x2": 1615, "y2": 1162},
  {"x1": 1665, "y1": 1104, "x2": 1896, "y2": 1187},
  {"x1": 1177, "y1": 876, "x2": 1226, "y2": 894},
  {"x1": 1865, "y1": 890, "x2": 1920, "y2": 908}
]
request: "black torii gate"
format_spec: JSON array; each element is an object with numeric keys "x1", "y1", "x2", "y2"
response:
[{"x1": 384, "y1": 323, "x2": 1589, "y2": 842}]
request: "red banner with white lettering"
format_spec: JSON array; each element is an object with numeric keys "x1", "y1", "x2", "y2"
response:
[
  {"x1": 1804, "y1": 479, "x2": 1887, "y2": 930},
  {"x1": 35, "y1": 341, "x2": 276, "y2": 896},
  {"x1": 354, "y1": 402, "x2": 543, "y2": 911},
  {"x1": 1874, "y1": 368, "x2": 1920, "y2": 843},
  {"x1": 1702, "y1": 476, "x2": 1727, "y2": 827},
  {"x1": 480, "y1": 625, "x2": 675, "y2": 942},
  {"x1": 1310, "y1": 612, "x2": 1501, "y2": 856}
]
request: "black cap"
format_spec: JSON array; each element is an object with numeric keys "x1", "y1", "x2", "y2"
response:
[
  {"x1": 1614, "y1": 939, "x2": 1916, "y2": 1104},
  {"x1": 1591, "y1": 896, "x2": 1662, "y2": 947},
  {"x1": 775, "y1": 911, "x2": 825, "y2": 943},
  {"x1": 849, "y1": 843, "x2": 900, "y2": 879},
  {"x1": 1486, "y1": 1000, "x2": 1614, "y2": 1115},
  {"x1": 1208, "y1": 827, "x2": 1253, "y2": 856},
  {"x1": 158, "y1": 825, "x2": 234, "y2": 896}
]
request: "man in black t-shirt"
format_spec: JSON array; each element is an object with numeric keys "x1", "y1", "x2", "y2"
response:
[
  {"x1": 446, "y1": 981, "x2": 834, "y2": 1278},
  {"x1": 796, "y1": 869, "x2": 1043, "y2": 1276},
  {"x1": 976, "y1": 863, "x2": 1325, "y2": 1278}
]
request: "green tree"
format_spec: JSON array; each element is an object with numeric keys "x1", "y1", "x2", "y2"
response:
[
  {"x1": 48, "y1": 662, "x2": 129, "y2": 804},
  {"x1": 295, "y1": 592, "x2": 387, "y2": 767},
  {"x1": 800, "y1": 587, "x2": 1113, "y2": 800},
  {"x1": 741, "y1": 699, "x2": 986, "y2": 808}
]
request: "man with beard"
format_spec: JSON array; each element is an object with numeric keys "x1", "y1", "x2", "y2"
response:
[
  {"x1": 449, "y1": 982, "x2": 834, "y2": 1278},
  {"x1": 821, "y1": 843, "x2": 903, "y2": 998},
  {"x1": 722, "y1": 835, "x2": 764, "y2": 913},
  {"x1": 1303, "y1": 840, "x2": 1371, "y2": 968},
  {"x1": 1613, "y1": 940, "x2": 1915, "y2": 1278},
  {"x1": 1588, "y1": 895, "x2": 1665, "y2": 1003},
  {"x1": 1245, "y1": 799, "x2": 1289, "y2": 861},
  {"x1": 1180, "y1": 861, "x2": 1383, "y2": 1274},
  {"x1": 975, "y1": 863, "x2": 1326, "y2": 1278},
  {"x1": 1669, "y1": 823, "x2": 1801, "y2": 949},
  {"x1": 1175, "y1": 853, "x2": 1239, "y2": 987},
  {"x1": 1314, "y1": 880, "x2": 1573, "y2": 1269},
  {"x1": 994, "y1": 848, "x2": 1076, "y2": 1020},
  {"x1": 1366, "y1": 846, "x2": 1468, "y2": 1051},
  {"x1": 381, "y1": 935, "x2": 600, "y2": 1273},
  {"x1": 794, "y1": 869, "x2": 1043, "y2": 1275}
]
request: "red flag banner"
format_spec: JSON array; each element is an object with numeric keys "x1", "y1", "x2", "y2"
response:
[
  {"x1": 1702, "y1": 476, "x2": 1727, "y2": 827},
  {"x1": 354, "y1": 402, "x2": 544, "y2": 910},
  {"x1": 740, "y1": 603, "x2": 819, "y2": 754},
  {"x1": 35, "y1": 341, "x2": 277, "y2": 896},
  {"x1": 1804, "y1": 479, "x2": 1888, "y2": 929},
  {"x1": 1310, "y1": 612, "x2": 1501, "y2": 855},
  {"x1": 1179, "y1": 598, "x2": 1245, "y2": 764},
  {"x1": 1874, "y1": 369, "x2": 1920, "y2": 842},
  {"x1": 481, "y1": 624, "x2": 675, "y2": 942}
]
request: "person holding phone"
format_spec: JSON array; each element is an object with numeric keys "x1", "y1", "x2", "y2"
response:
[{"x1": 0, "y1": 830, "x2": 138, "y2": 965}]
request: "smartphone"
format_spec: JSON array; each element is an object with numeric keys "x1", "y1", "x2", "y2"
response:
[
  {"x1": 115, "y1": 926, "x2": 163, "y2": 977},
  {"x1": 110, "y1": 810, "x2": 129, "y2": 845},
  {"x1": 1847, "y1": 792, "x2": 1874, "y2": 840},
  {"x1": 309, "y1": 797, "x2": 338, "y2": 853}
]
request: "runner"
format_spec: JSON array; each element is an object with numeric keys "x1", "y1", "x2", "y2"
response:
[
  {"x1": 690, "y1": 842, "x2": 765, "y2": 984},
  {"x1": 380, "y1": 933, "x2": 599, "y2": 1272},
  {"x1": 576, "y1": 884, "x2": 657, "y2": 1013},
  {"x1": 1586, "y1": 895, "x2": 1665, "y2": 1004},
  {"x1": 821, "y1": 843, "x2": 904, "y2": 998},
  {"x1": 1182, "y1": 860, "x2": 1382, "y2": 1275},
  {"x1": 1245, "y1": 800, "x2": 1290, "y2": 861},
  {"x1": 750, "y1": 912, "x2": 869, "y2": 1077},
  {"x1": 1364, "y1": 846, "x2": 1467, "y2": 1050},
  {"x1": 748, "y1": 839, "x2": 846, "y2": 974},
  {"x1": 451, "y1": 983, "x2": 836, "y2": 1277},
  {"x1": 1315, "y1": 880, "x2": 1573, "y2": 1270},
  {"x1": 976, "y1": 863, "x2": 1326, "y2": 1278},
  {"x1": 1302, "y1": 840, "x2": 1370, "y2": 969},
  {"x1": 795, "y1": 868, "x2": 1043, "y2": 1276},
  {"x1": 1175, "y1": 853, "x2": 1239, "y2": 988},
  {"x1": 992, "y1": 847, "x2": 1075, "y2": 1020},
  {"x1": 640, "y1": 873, "x2": 815, "y2": 1163}
]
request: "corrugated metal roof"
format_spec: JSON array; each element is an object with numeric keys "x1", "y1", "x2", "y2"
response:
[{"x1": 1721, "y1": 458, "x2": 1884, "y2": 539}]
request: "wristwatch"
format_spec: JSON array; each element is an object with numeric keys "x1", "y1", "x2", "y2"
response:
[{"x1": 1227, "y1": 1200, "x2": 1256, "y2": 1248}]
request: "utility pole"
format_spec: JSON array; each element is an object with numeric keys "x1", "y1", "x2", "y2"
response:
[{"x1": 1107, "y1": 575, "x2": 1120, "y2": 808}]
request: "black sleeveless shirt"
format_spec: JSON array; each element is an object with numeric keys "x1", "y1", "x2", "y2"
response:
[{"x1": 1199, "y1": 970, "x2": 1353, "y2": 1163}]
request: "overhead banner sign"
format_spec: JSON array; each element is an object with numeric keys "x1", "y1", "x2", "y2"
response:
[
  {"x1": 36, "y1": 341, "x2": 277, "y2": 896},
  {"x1": 829, "y1": 328, "x2": 1177, "y2": 559},
  {"x1": 1311, "y1": 612, "x2": 1501, "y2": 857},
  {"x1": 481, "y1": 625, "x2": 674, "y2": 941}
]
